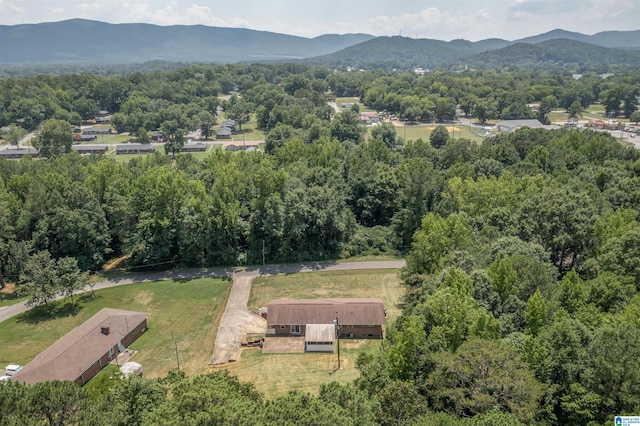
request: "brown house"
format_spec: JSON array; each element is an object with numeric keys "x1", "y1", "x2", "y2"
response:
[
  {"x1": 265, "y1": 298, "x2": 385, "y2": 340},
  {"x1": 12, "y1": 308, "x2": 149, "y2": 386}
]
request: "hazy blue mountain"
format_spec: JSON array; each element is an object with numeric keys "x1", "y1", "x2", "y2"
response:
[
  {"x1": 462, "y1": 39, "x2": 640, "y2": 69},
  {"x1": 0, "y1": 19, "x2": 373, "y2": 65},
  {"x1": 515, "y1": 28, "x2": 640, "y2": 50}
]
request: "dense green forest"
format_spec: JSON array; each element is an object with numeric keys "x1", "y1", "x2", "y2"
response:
[{"x1": 1, "y1": 64, "x2": 640, "y2": 425}]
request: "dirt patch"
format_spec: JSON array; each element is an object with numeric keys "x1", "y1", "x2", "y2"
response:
[
  {"x1": 135, "y1": 290, "x2": 153, "y2": 306},
  {"x1": 262, "y1": 336, "x2": 305, "y2": 353},
  {"x1": 102, "y1": 255, "x2": 130, "y2": 271},
  {"x1": 0, "y1": 283, "x2": 17, "y2": 295}
]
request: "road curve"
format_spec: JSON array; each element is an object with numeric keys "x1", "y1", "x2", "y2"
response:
[{"x1": 0, "y1": 260, "x2": 406, "y2": 325}]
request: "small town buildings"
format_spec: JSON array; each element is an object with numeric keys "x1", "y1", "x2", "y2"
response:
[
  {"x1": 359, "y1": 112, "x2": 380, "y2": 125},
  {"x1": 150, "y1": 131, "x2": 164, "y2": 142},
  {"x1": 12, "y1": 308, "x2": 149, "y2": 386},
  {"x1": 0, "y1": 148, "x2": 39, "y2": 159},
  {"x1": 115, "y1": 143, "x2": 156, "y2": 154},
  {"x1": 265, "y1": 298, "x2": 385, "y2": 343},
  {"x1": 72, "y1": 145, "x2": 109, "y2": 155},
  {"x1": 95, "y1": 110, "x2": 112, "y2": 124}
]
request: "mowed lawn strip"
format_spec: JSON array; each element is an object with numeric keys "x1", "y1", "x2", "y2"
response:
[
  {"x1": 0, "y1": 277, "x2": 231, "y2": 378},
  {"x1": 226, "y1": 269, "x2": 404, "y2": 398}
]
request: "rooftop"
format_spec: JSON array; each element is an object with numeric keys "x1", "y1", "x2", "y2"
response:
[{"x1": 266, "y1": 298, "x2": 385, "y2": 326}]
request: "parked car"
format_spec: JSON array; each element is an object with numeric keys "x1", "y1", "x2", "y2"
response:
[
  {"x1": 0, "y1": 375, "x2": 10, "y2": 382},
  {"x1": 4, "y1": 365, "x2": 22, "y2": 376}
]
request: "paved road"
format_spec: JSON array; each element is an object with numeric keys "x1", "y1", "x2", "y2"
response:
[{"x1": 209, "y1": 260, "x2": 406, "y2": 365}]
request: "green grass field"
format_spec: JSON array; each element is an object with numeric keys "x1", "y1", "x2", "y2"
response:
[
  {"x1": 372, "y1": 123, "x2": 484, "y2": 144},
  {"x1": 226, "y1": 269, "x2": 404, "y2": 397},
  {"x1": 0, "y1": 277, "x2": 231, "y2": 378}
]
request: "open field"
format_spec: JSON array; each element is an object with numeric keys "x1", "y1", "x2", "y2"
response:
[
  {"x1": 335, "y1": 97, "x2": 374, "y2": 112},
  {"x1": 372, "y1": 123, "x2": 484, "y2": 144},
  {"x1": 227, "y1": 269, "x2": 404, "y2": 398},
  {"x1": 0, "y1": 277, "x2": 231, "y2": 378}
]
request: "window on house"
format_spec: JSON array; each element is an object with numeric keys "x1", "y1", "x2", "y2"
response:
[{"x1": 290, "y1": 325, "x2": 301, "y2": 334}]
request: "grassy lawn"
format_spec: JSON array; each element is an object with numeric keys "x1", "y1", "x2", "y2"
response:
[
  {"x1": 335, "y1": 97, "x2": 374, "y2": 112},
  {"x1": 0, "y1": 277, "x2": 231, "y2": 378},
  {"x1": 224, "y1": 340, "x2": 381, "y2": 398},
  {"x1": 386, "y1": 123, "x2": 484, "y2": 144},
  {"x1": 226, "y1": 269, "x2": 404, "y2": 398}
]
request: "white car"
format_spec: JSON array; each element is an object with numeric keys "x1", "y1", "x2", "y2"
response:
[
  {"x1": 4, "y1": 365, "x2": 22, "y2": 376},
  {"x1": 0, "y1": 375, "x2": 10, "y2": 382}
]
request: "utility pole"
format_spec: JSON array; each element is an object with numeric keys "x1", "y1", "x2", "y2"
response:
[
  {"x1": 334, "y1": 312, "x2": 341, "y2": 369},
  {"x1": 172, "y1": 332, "x2": 180, "y2": 370}
]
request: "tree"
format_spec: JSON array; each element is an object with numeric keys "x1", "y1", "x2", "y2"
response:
[
  {"x1": 161, "y1": 120, "x2": 185, "y2": 158},
  {"x1": 26, "y1": 380, "x2": 89, "y2": 426},
  {"x1": 568, "y1": 100, "x2": 583, "y2": 119},
  {"x1": 34, "y1": 119, "x2": 73, "y2": 158},
  {"x1": 427, "y1": 338, "x2": 544, "y2": 423},
  {"x1": 225, "y1": 97, "x2": 253, "y2": 133},
  {"x1": 385, "y1": 315, "x2": 427, "y2": 381},
  {"x1": 370, "y1": 122, "x2": 398, "y2": 149},
  {"x1": 524, "y1": 289, "x2": 546, "y2": 336},
  {"x1": 330, "y1": 110, "x2": 366, "y2": 144},
  {"x1": 4, "y1": 124, "x2": 27, "y2": 147},
  {"x1": 430, "y1": 125, "x2": 449, "y2": 149},
  {"x1": 19, "y1": 251, "x2": 61, "y2": 310},
  {"x1": 631, "y1": 111, "x2": 640, "y2": 125},
  {"x1": 136, "y1": 127, "x2": 150, "y2": 144}
]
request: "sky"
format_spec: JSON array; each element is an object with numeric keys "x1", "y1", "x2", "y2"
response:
[{"x1": 0, "y1": 0, "x2": 639, "y2": 41}]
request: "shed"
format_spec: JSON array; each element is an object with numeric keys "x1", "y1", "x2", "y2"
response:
[{"x1": 304, "y1": 324, "x2": 335, "y2": 352}]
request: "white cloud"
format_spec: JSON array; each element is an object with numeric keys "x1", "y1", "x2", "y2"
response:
[
  {"x1": 0, "y1": 0, "x2": 27, "y2": 23},
  {"x1": 367, "y1": 7, "x2": 494, "y2": 40}
]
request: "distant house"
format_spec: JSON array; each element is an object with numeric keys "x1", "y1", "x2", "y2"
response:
[
  {"x1": 83, "y1": 127, "x2": 112, "y2": 135},
  {"x1": 12, "y1": 308, "x2": 149, "y2": 386},
  {"x1": 182, "y1": 142, "x2": 207, "y2": 152},
  {"x1": 150, "y1": 131, "x2": 164, "y2": 142},
  {"x1": 0, "y1": 148, "x2": 39, "y2": 159},
  {"x1": 221, "y1": 119, "x2": 237, "y2": 130},
  {"x1": 74, "y1": 134, "x2": 97, "y2": 142},
  {"x1": 95, "y1": 115, "x2": 111, "y2": 124},
  {"x1": 115, "y1": 143, "x2": 156, "y2": 154},
  {"x1": 265, "y1": 298, "x2": 385, "y2": 347},
  {"x1": 216, "y1": 128, "x2": 233, "y2": 139},
  {"x1": 359, "y1": 112, "x2": 380, "y2": 125},
  {"x1": 72, "y1": 145, "x2": 109, "y2": 155},
  {"x1": 224, "y1": 141, "x2": 260, "y2": 151},
  {"x1": 97, "y1": 110, "x2": 110, "y2": 117},
  {"x1": 341, "y1": 103, "x2": 354, "y2": 109}
]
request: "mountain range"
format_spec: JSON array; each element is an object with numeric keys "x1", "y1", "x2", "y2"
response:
[{"x1": 1, "y1": 19, "x2": 639, "y2": 69}]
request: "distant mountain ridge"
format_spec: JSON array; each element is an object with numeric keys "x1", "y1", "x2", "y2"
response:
[
  {"x1": 305, "y1": 28, "x2": 640, "y2": 70},
  {"x1": 1, "y1": 19, "x2": 639, "y2": 69},
  {"x1": 0, "y1": 19, "x2": 373, "y2": 64}
]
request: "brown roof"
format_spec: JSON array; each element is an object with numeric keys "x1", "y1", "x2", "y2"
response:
[
  {"x1": 12, "y1": 308, "x2": 149, "y2": 385},
  {"x1": 305, "y1": 324, "x2": 336, "y2": 342},
  {"x1": 266, "y1": 298, "x2": 385, "y2": 326}
]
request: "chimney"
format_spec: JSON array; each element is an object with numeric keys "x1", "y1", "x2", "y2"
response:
[{"x1": 101, "y1": 326, "x2": 110, "y2": 335}]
